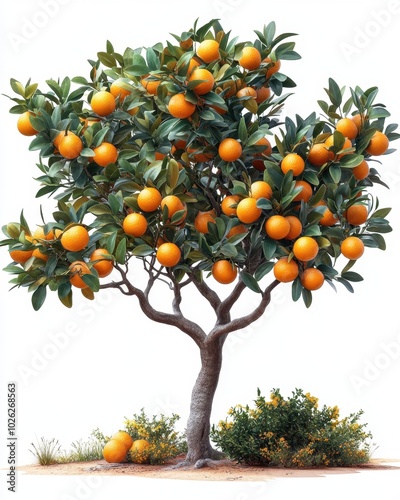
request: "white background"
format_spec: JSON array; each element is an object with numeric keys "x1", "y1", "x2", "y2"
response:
[{"x1": 1, "y1": 0, "x2": 400, "y2": 499}]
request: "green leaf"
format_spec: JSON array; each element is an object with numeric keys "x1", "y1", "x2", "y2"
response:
[
  {"x1": 131, "y1": 244, "x2": 153, "y2": 257},
  {"x1": 59, "y1": 290, "x2": 73, "y2": 308},
  {"x1": 97, "y1": 51, "x2": 117, "y2": 68},
  {"x1": 240, "y1": 271, "x2": 262, "y2": 293},
  {"x1": 254, "y1": 261, "x2": 274, "y2": 281},
  {"x1": 341, "y1": 271, "x2": 363, "y2": 282},
  {"x1": 263, "y1": 238, "x2": 277, "y2": 260},
  {"x1": 327, "y1": 78, "x2": 342, "y2": 107},
  {"x1": 166, "y1": 159, "x2": 179, "y2": 190},
  {"x1": 32, "y1": 286, "x2": 47, "y2": 311},
  {"x1": 339, "y1": 154, "x2": 364, "y2": 168},
  {"x1": 10, "y1": 78, "x2": 26, "y2": 97},
  {"x1": 82, "y1": 274, "x2": 100, "y2": 292},
  {"x1": 301, "y1": 288, "x2": 313, "y2": 308},
  {"x1": 115, "y1": 237, "x2": 127, "y2": 264},
  {"x1": 238, "y1": 117, "x2": 248, "y2": 144}
]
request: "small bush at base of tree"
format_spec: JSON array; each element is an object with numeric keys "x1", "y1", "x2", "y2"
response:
[{"x1": 211, "y1": 388, "x2": 373, "y2": 467}]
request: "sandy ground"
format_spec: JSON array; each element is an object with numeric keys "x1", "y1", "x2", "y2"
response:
[{"x1": 16, "y1": 456, "x2": 400, "y2": 482}]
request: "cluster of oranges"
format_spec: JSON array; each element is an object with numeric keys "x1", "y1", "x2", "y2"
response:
[
  {"x1": 8, "y1": 19, "x2": 395, "y2": 304},
  {"x1": 102, "y1": 430, "x2": 150, "y2": 464}
]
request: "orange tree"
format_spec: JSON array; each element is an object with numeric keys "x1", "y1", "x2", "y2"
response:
[{"x1": 1, "y1": 19, "x2": 398, "y2": 466}]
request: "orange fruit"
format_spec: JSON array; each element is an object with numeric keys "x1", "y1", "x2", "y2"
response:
[
  {"x1": 239, "y1": 46, "x2": 262, "y2": 70},
  {"x1": 307, "y1": 143, "x2": 332, "y2": 166},
  {"x1": 189, "y1": 67, "x2": 215, "y2": 95},
  {"x1": 69, "y1": 261, "x2": 92, "y2": 289},
  {"x1": 32, "y1": 248, "x2": 49, "y2": 262},
  {"x1": 341, "y1": 236, "x2": 364, "y2": 260},
  {"x1": 324, "y1": 135, "x2": 353, "y2": 158},
  {"x1": 137, "y1": 187, "x2": 162, "y2": 212},
  {"x1": 90, "y1": 90, "x2": 116, "y2": 116},
  {"x1": 227, "y1": 224, "x2": 248, "y2": 238},
  {"x1": 336, "y1": 117, "x2": 359, "y2": 140},
  {"x1": 352, "y1": 159, "x2": 370, "y2": 180},
  {"x1": 156, "y1": 242, "x2": 181, "y2": 267},
  {"x1": 161, "y1": 195, "x2": 186, "y2": 220},
  {"x1": 140, "y1": 76, "x2": 161, "y2": 95},
  {"x1": 281, "y1": 153, "x2": 305, "y2": 176},
  {"x1": 90, "y1": 248, "x2": 114, "y2": 278},
  {"x1": 255, "y1": 86, "x2": 271, "y2": 104},
  {"x1": 122, "y1": 213, "x2": 148, "y2": 237},
  {"x1": 292, "y1": 236, "x2": 319, "y2": 261},
  {"x1": 293, "y1": 180, "x2": 313, "y2": 202},
  {"x1": 32, "y1": 225, "x2": 55, "y2": 242},
  {"x1": 263, "y1": 57, "x2": 281, "y2": 78},
  {"x1": 221, "y1": 195, "x2": 240, "y2": 216},
  {"x1": 196, "y1": 39, "x2": 220, "y2": 63},
  {"x1": 61, "y1": 225, "x2": 90, "y2": 252},
  {"x1": 236, "y1": 86, "x2": 257, "y2": 99},
  {"x1": 301, "y1": 267, "x2": 325, "y2": 290},
  {"x1": 236, "y1": 197, "x2": 262, "y2": 223},
  {"x1": 58, "y1": 131, "x2": 83, "y2": 159},
  {"x1": 180, "y1": 37, "x2": 193, "y2": 50},
  {"x1": 218, "y1": 138, "x2": 242, "y2": 162},
  {"x1": 92, "y1": 142, "x2": 118, "y2": 167},
  {"x1": 187, "y1": 57, "x2": 201, "y2": 76},
  {"x1": 110, "y1": 80, "x2": 132, "y2": 102},
  {"x1": 17, "y1": 111, "x2": 38, "y2": 136},
  {"x1": 345, "y1": 204, "x2": 368, "y2": 225},
  {"x1": 129, "y1": 439, "x2": 150, "y2": 464},
  {"x1": 285, "y1": 215, "x2": 303, "y2": 239},
  {"x1": 265, "y1": 215, "x2": 290, "y2": 240},
  {"x1": 365, "y1": 131, "x2": 389, "y2": 156},
  {"x1": 254, "y1": 137, "x2": 272, "y2": 156},
  {"x1": 250, "y1": 181, "x2": 272, "y2": 200},
  {"x1": 212, "y1": 260, "x2": 238, "y2": 284},
  {"x1": 316, "y1": 201, "x2": 338, "y2": 226},
  {"x1": 103, "y1": 438, "x2": 128, "y2": 463},
  {"x1": 273, "y1": 257, "x2": 299, "y2": 282},
  {"x1": 351, "y1": 113, "x2": 366, "y2": 133},
  {"x1": 221, "y1": 78, "x2": 243, "y2": 98},
  {"x1": 168, "y1": 93, "x2": 196, "y2": 119},
  {"x1": 186, "y1": 144, "x2": 215, "y2": 163},
  {"x1": 111, "y1": 431, "x2": 133, "y2": 451},
  {"x1": 9, "y1": 248, "x2": 33, "y2": 264},
  {"x1": 194, "y1": 210, "x2": 217, "y2": 233}
]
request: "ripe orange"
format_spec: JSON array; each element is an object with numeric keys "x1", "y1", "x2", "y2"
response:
[
  {"x1": 273, "y1": 257, "x2": 299, "y2": 282},
  {"x1": 336, "y1": 117, "x2": 359, "y2": 140},
  {"x1": 365, "y1": 131, "x2": 389, "y2": 156},
  {"x1": 221, "y1": 195, "x2": 240, "y2": 216},
  {"x1": 212, "y1": 260, "x2": 238, "y2": 284},
  {"x1": 236, "y1": 86, "x2": 257, "y2": 99},
  {"x1": 263, "y1": 57, "x2": 281, "y2": 78},
  {"x1": 180, "y1": 37, "x2": 193, "y2": 50},
  {"x1": 301, "y1": 267, "x2": 325, "y2": 290},
  {"x1": 285, "y1": 215, "x2": 303, "y2": 239},
  {"x1": 90, "y1": 90, "x2": 116, "y2": 116},
  {"x1": 292, "y1": 236, "x2": 319, "y2": 261},
  {"x1": 196, "y1": 39, "x2": 220, "y2": 63},
  {"x1": 218, "y1": 138, "x2": 242, "y2": 162},
  {"x1": 32, "y1": 248, "x2": 49, "y2": 262},
  {"x1": 168, "y1": 93, "x2": 196, "y2": 119},
  {"x1": 236, "y1": 197, "x2": 262, "y2": 223},
  {"x1": 161, "y1": 195, "x2": 185, "y2": 220},
  {"x1": 293, "y1": 180, "x2": 313, "y2": 202},
  {"x1": 187, "y1": 57, "x2": 200, "y2": 76},
  {"x1": 324, "y1": 135, "x2": 353, "y2": 158},
  {"x1": 227, "y1": 224, "x2": 248, "y2": 238},
  {"x1": 239, "y1": 46, "x2": 262, "y2": 70},
  {"x1": 194, "y1": 210, "x2": 217, "y2": 233},
  {"x1": 351, "y1": 113, "x2": 366, "y2": 133},
  {"x1": 90, "y1": 248, "x2": 114, "y2": 278},
  {"x1": 129, "y1": 439, "x2": 150, "y2": 464},
  {"x1": 345, "y1": 204, "x2": 368, "y2": 225},
  {"x1": 316, "y1": 201, "x2": 338, "y2": 226},
  {"x1": 33, "y1": 225, "x2": 55, "y2": 242},
  {"x1": 307, "y1": 143, "x2": 332, "y2": 166},
  {"x1": 189, "y1": 68, "x2": 215, "y2": 95},
  {"x1": 141, "y1": 77, "x2": 161, "y2": 95},
  {"x1": 122, "y1": 213, "x2": 148, "y2": 237},
  {"x1": 156, "y1": 242, "x2": 181, "y2": 267},
  {"x1": 58, "y1": 131, "x2": 83, "y2": 159},
  {"x1": 250, "y1": 181, "x2": 272, "y2": 200},
  {"x1": 111, "y1": 431, "x2": 133, "y2": 451},
  {"x1": 103, "y1": 438, "x2": 128, "y2": 463},
  {"x1": 69, "y1": 261, "x2": 92, "y2": 289},
  {"x1": 341, "y1": 236, "x2": 364, "y2": 260},
  {"x1": 265, "y1": 215, "x2": 290, "y2": 240},
  {"x1": 352, "y1": 159, "x2": 370, "y2": 180},
  {"x1": 110, "y1": 80, "x2": 132, "y2": 102},
  {"x1": 61, "y1": 225, "x2": 90, "y2": 252},
  {"x1": 254, "y1": 137, "x2": 272, "y2": 156},
  {"x1": 281, "y1": 153, "x2": 305, "y2": 176},
  {"x1": 92, "y1": 142, "x2": 118, "y2": 167},
  {"x1": 9, "y1": 248, "x2": 33, "y2": 264},
  {"x1": 137, "y1": 187, "x2": 162, "y2": 212},
  {"x1": 221, "y1": 78, "x2": 243, "y2": 98},
  {"x1": 255, "y1": 86, "x2": 271, "y2": 104},
  {"x1": 17, "y1": 111, "x2": 38, "y2": 136}
]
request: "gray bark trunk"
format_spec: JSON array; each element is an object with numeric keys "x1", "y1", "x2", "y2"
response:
[{"x1": 185, "y1": 336, "x2": 226, "y2": 463}]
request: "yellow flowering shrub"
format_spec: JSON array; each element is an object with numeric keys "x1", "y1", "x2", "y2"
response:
[{"x1": 211, "y1": 388, "x2": 373, "y2": 467}]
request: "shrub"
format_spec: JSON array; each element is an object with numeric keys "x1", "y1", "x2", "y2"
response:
[
  {"x1": 211, "y1": 388, "x2": 373, "y2": 467},
  {"x1": 29, "y1": 437, "x2": 62, "y2": 465},
  {"x1": 124, "y1": 409, "x2": 187, "y2": 464}
]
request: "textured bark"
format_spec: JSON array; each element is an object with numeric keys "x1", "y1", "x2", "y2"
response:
[{"x1": 185, "y1": 335, "x2": 227, "y2": 463}]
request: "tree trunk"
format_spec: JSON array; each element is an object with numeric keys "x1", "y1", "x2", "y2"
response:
[{"x1": 185, "y1": 335, "x2": 226, "y2": 464}]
